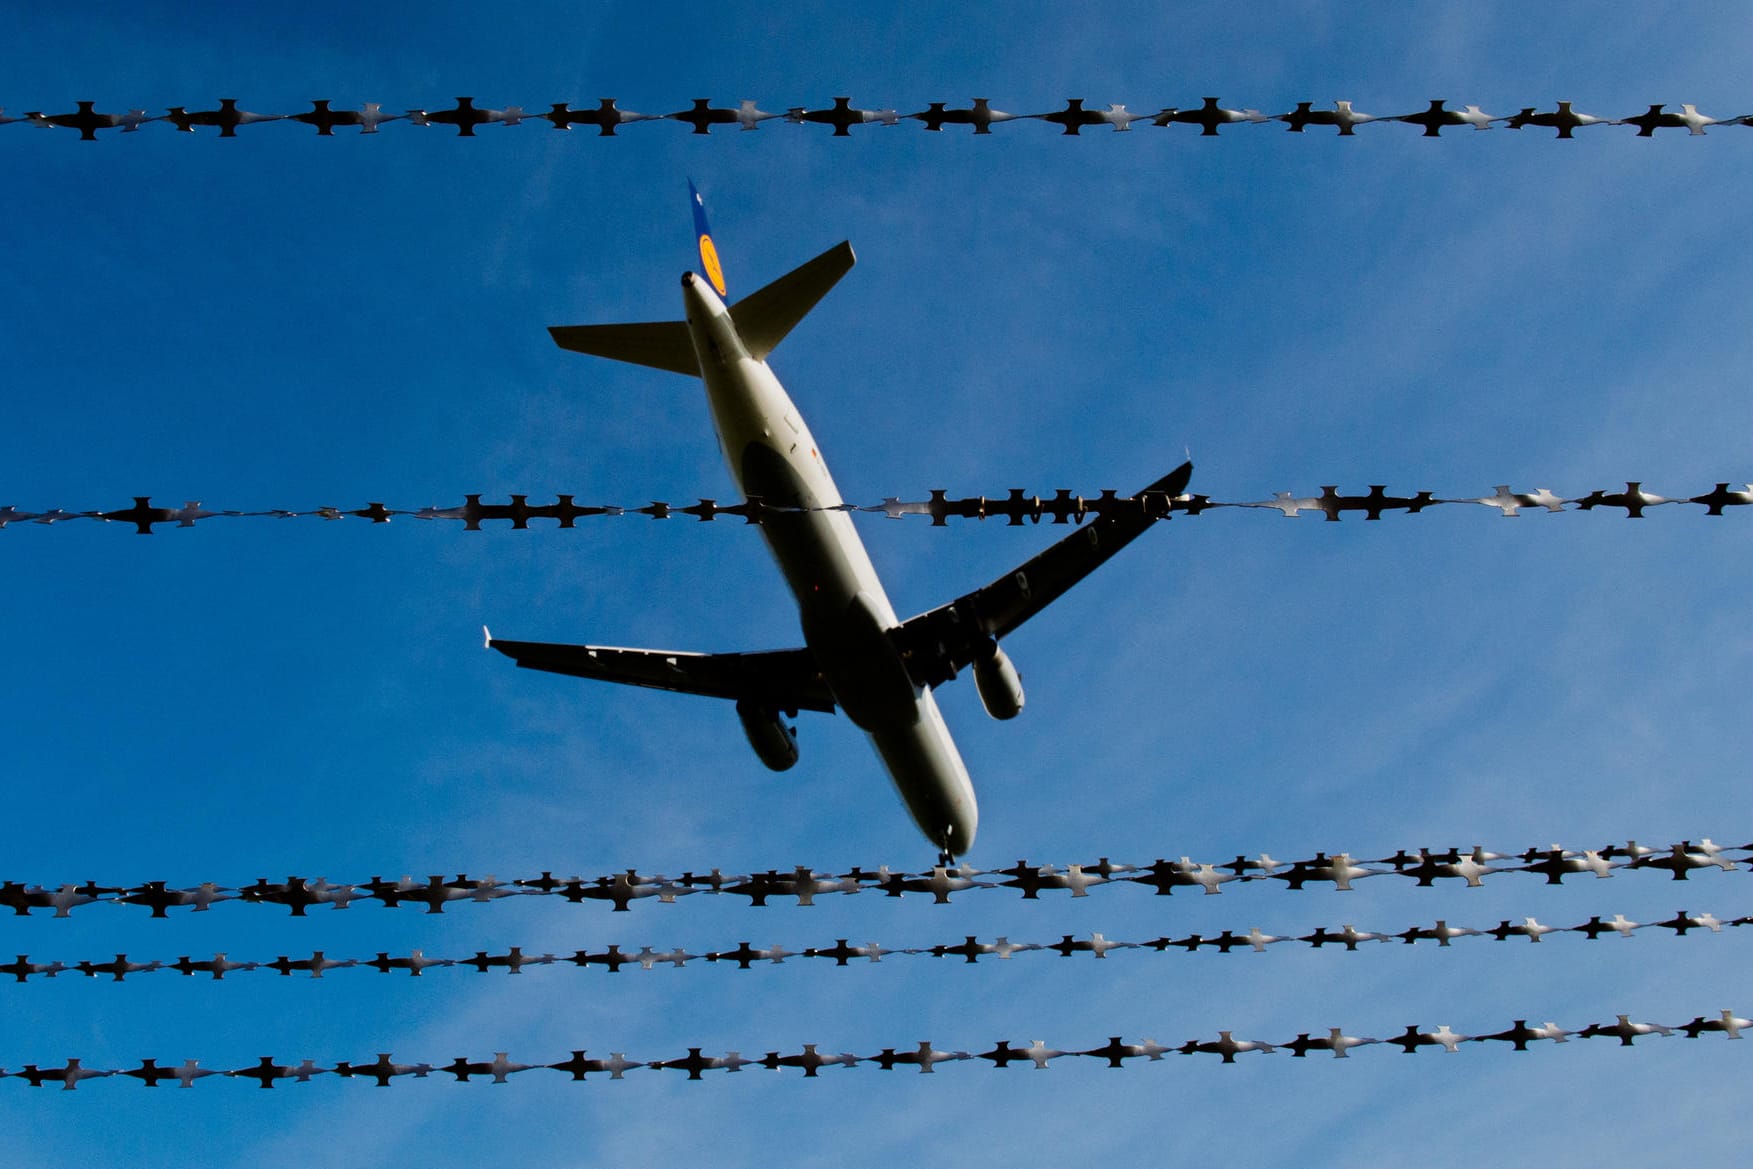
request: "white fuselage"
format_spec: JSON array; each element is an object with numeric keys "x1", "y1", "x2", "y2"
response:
[{"x1": 680, "y1": 273, "x2": 978, "y2": 854}]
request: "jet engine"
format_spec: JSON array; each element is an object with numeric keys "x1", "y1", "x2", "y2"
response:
[
  {"x1": 972, "y1": 639, "x2": 1024, "y2": 721},
  {"x1": 736, "y1": 698, "x2": 800, "y2": 771}
]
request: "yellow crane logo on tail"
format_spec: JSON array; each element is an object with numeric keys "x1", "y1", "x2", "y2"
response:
[{"x1": 698, "y1": 232, "x2": 726, "y2": 297}]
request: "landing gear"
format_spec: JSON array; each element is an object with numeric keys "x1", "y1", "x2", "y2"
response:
[{"x1": 936, "y1": 848, "x2": 955, "y2": 868}]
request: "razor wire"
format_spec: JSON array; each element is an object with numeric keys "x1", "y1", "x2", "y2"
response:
[
  {"x1": 4, "y1": 1007, "x2": 1750, "y2": 1090},
  {"x1": 5, "y1": 95, "x2": 1753, "y2": 141},
  {"x1": 2, "y1": 480, "x2": 1748, "y2": 534},
  {"x1": 5, "y1": 902, "x2": 1747, "y2": 986},
  {"x1": 5, "y1": 838, "x2": 1742, "y2": 918}
]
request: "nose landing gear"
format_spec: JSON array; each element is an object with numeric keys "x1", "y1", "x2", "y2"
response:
[{"x1": 936, "y1": 823, "x2": 958, "y2": 869}]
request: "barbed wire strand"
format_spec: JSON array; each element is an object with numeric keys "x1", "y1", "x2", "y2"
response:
[
  {"x1": 3, "y1": 480, "x2": 1749, "y2": 534},
  {"x1": 5, "y1": 95, "x2": 1750, "y2": 142},
  {"x1": 4, "y1": 902, "x2": 1746, "y2": 986},
  {"x1": 5, "y1": 838, "x2": 1743, "y2": 918},
  {"x1": 5, "y1": 1005, "x2": 1749, "y2": 1089}
]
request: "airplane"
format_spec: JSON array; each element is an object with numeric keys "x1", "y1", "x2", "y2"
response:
[{"x1": 487, "y1": 184, "x2": 1192, "y2": 860}]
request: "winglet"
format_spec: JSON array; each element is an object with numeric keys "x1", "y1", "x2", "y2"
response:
[
  {"x1": 1160, "y1": 460, "x2": 1194, "y2": 499},
  {"x1": 482, "y1": 625, "x2": 493, "y2": 649},
  {"x1": 688, "y1": 179, "x2": 727, "y2": 298}
]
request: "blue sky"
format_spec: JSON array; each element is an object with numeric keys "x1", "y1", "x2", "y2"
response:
[{"x1": 5, "y1": 3, "x2": 1753, "y2": 1163}]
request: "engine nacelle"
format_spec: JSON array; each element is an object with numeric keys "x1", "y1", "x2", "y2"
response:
[
  {"x1": 736, "y1": 698, "x2": 800, "y2": 771},
  {"x1": 972, "y1": 640, "x2": 1025, "y2": 721}
]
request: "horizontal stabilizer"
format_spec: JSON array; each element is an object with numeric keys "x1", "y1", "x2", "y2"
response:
[
  {"x1": 548, "y1": 319, "x2": 698, "y2": 377},
  {"x1": 487, "y1": 636, "x2": 836, "y2": 713},
  {"x1": 730, "y1": 241, "x2": 855, "y2": 361},
  {"x1": 547, "y1": 241, "x2": 854, "y2": 374}
]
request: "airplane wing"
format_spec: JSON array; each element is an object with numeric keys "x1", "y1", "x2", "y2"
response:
[
  {"x1": 891, "y1": 462, "x2": 1192, "y2": 690},
  {"x1": 486, "y1": 635, "x2": 837, "y2": 714}
]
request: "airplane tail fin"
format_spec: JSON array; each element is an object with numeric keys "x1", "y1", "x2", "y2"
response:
[
  {"x1": 548, "y1": 183, "x2": 855, "y2": 373},
  {"x1": 691, "y1": 177, "x2": 856, "y2": 360},
  {"x1": 690, "y1": 178, "x2": 729, "y2": 298}
]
